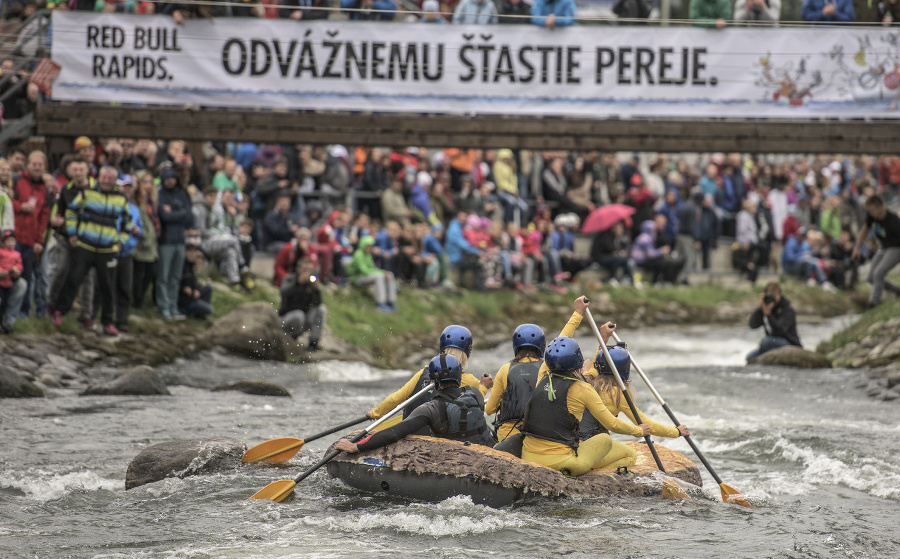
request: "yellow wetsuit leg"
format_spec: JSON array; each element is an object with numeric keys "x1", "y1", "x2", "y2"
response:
[
  {"x1": 521, "y1": 434, "x2": 613, "y2": 477},
  {"x1": 591, "y1": 441, "x2": 637, "y2": 470},
  {"x1": 495, "y1": 421, "x2": 521, "y2": 442}
]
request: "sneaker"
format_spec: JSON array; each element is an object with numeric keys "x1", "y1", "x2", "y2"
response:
[
  {"x1": 607, "y1": 278, "x2": 620, "y2": 287},
  {"x1": 52, "y1": 311, "x2": 63, "y2": 326},
  {"x1": 388, "y1": 303, "x2": 398, "y2": 312},
  {"x1": 172, "y1": 313, "x2": 187, "y2": 321},
  {"x1": 554, "y1": 272, "x2": 571, "y2": 283},
  {"x1": 117, "y1": 324, "x2": 130, "y2": 333},
  {"x1": 308, "y1": 340, "x2": 320, "y2": 352},
  {"x1": 550, "y1": 284, "x2": 567, "y2": 294},
  {"x1": 376, "y1": 304, "x2": 392, "y2": 313},
  {"x1": 807, "y1": 278, "x2": 816, "y2": 287},
  {"x1": 103, "y1": 324, "x2": 119, "y2": 337},
  {"x1": 80, "y1": 317, "x2": 96, "y2": 331},
  {"x1": 161, "y1": 312, "x2": 173, "y2": 322},
  {"x1": 821, "y1": 281, "x2": 836, "y2": 292},
  {"x1": 242, "y1": 272, "x2": 256, "y2": 291}
]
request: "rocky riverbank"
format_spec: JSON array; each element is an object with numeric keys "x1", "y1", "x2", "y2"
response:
[{"x1": 0, "y1": 279, "x2": 864, "y2": 400}]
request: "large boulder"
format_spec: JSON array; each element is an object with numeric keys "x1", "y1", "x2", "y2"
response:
[
  {"x1": 125, "y1": 437, "x2": 246, "y2": 490},
  {"x1": 204, "y1": 302, "x2": 294, "y2": 361},
  {"x1": 213, "y1": 380, "x2": 291, "y2": 397},
  {"x1": 81, "y1": 365, "x2": 171, "y2": 396},
  {"x1": 0, "y1": 366, "x2": 45, "y2": 398},
  {"x1": 749, "y1": 346, "x2": 832, "y2": 369}
]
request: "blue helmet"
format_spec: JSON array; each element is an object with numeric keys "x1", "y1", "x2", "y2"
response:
[
  {"x1": 428, "y1": 353, "x2": 462, "y2": 387},
  {"x1": 544, "y1": 337, "x2": 584, "y2": 375},
  {"x1": 513, "y1": 323, "x2": 546, "y2": 355},
  {"x1": 595, "y1": 344, "x2": 631, "y2": 382},
  {"x1": 440, "y1": 325, "x2": 473, "y2": 357}
]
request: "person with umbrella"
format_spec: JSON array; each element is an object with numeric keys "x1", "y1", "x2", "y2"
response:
[{"x1": 583, "y1": 204, "x2": 638, "y2": 286}]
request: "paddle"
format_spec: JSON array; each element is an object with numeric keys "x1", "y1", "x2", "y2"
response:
[
  {"x1": 609, "y1": 330, "x2": 754, "y2": 508},
  {"x1": 583, "y1": 306, "x2": 667, "y2": 472},
  {"x1": 249, "y1": 382, "x2": 436, "y2": 502},
  {"x1": 242, "y1": 415, "x2": 370, "y2": 464}
]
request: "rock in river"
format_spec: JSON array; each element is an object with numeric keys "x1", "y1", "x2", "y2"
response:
[
  {"x1": 125, "y1": 437, "x2": 246, "y2": 490},
  {"x1": 749, "y1": 346, "x2": 832, "y2": 369},
  {"x1": 213, "y1": 380, "x2": 291, "y2": 397},
  {"x1": 81, "y1": 365, "x2": 171, "y2": 396},
  {"x1": 203, "y1": 302, "x2": 294, "y2": 361}
]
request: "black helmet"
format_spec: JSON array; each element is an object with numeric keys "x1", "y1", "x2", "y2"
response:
[
  {"x1": 428, "y1": 353, "x2": 462, "y2": 388},
  {"x1": 512, "y1": 323, "x2": 546, "y2": 355},
  {"x1": 595, "y1": 343, "x2": 631, "y2": 382}
]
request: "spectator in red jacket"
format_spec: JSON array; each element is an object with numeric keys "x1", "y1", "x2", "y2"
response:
[
  {"x1": 12, "y1": 150, "x2": 52, "y2": 317},
  {"x1": 273, "y1": 227, "x2": 318, "y2": 287}
]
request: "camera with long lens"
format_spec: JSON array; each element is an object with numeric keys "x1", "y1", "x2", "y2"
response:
[{"x1": 763, "y1": 294, "x2": 776, "y2": 305}]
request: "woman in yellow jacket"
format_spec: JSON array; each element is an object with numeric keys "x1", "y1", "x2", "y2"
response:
[
  {"x1": 580, "y1": 343, "x2": 689, "y2": 470},
  {"x1": 519, "y1": 296, "x2": 649, "y2": 477},
  {"x1": 485, "y1": 323, "x2": 544, "y2": 442},
  {"x1": 367, "y1": 325, "x2": 492, "y2": 425}
]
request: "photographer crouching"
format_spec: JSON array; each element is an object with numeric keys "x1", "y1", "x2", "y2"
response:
[
  {"x1": 279, "y1": 258, "x2": 326, "y2": 351},
  {"x1": 746, "y1": 281, "x2": 802, "y2": 362}
]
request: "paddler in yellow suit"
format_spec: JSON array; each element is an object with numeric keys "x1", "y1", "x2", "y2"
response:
[
  {"x1": 485, "y1": 323, "x2": 545, "y2": 442},
  {"x1": 518, "y1": 296, "x2": 650, "y2": 477},
  {"x1": 580, "y1": 342, "x2": 689, "y2": 470},
  {"x1": 367, "y1": 325, "x2": 492, "y2": 430}
]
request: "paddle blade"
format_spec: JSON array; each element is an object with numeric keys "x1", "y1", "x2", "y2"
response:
[
  {"x1": 661, "y1": 477, "x2": 692, "y2": 501},
  {"x1": 242, "y1": 437, "x2": 305, "y2": 464},
  {"x1": 720, "y1": 483, "x2": 755, "y2": 508},
  {"x1": 250, "y1": 480, "x2": 297, "y2": 502}
]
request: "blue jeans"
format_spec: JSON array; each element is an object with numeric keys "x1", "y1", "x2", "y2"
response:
[
  {"x1": 156, "y1": 244, "x2": 185, "y2": 316},
  {"x1": 182, "y1": 284, "x2": 213, "y2": 318},
  {"x1": 0, "y1": 277, "x2": 27, "y2": 328},
  {"x1": 746, "y1": 336, "x2": 792, "y2": 362}
]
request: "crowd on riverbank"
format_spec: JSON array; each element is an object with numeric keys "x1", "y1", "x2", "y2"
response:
[{"x1": 1, "y1": 135, "x2": 899, "y2": 337}]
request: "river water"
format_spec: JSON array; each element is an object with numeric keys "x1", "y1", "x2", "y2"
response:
[{"x1": 3, "y1": 317, "x2": 899, "y2": 559}]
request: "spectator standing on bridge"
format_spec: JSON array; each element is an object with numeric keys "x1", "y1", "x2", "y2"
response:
[
  {"x1": 733, "y1": 0, "x2": 781, "y2": 23},
  {"x1": 612, "y1": 0, "x2": 652, "y2": 22},
  {"x1": 690, "y1": 0, "x2": 732, "y2": 28},
  {"x1": 341, "y1": 0, "x2": 396, "y2": 20},
  {"x1": 279, "y1": 0, "x2": 330, "y2": 19},
  {"x1": 801, "y1": 0, "x2": 854, "y2": 22},
  {"x1": 419, "y1": 0, "x2": 447, "y2": 22},
  {"x1": 531, "y1": 0, "x2": 576, "y2": 27},
  {"x1": 497, "y1": 0, "x2": 529, "y2": 22},
  {"x1": 453, "y1": 0, "x2": 499, "y2": 23}
]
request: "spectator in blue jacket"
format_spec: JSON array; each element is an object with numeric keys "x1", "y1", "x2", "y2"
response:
[
  {"x1": 421, "y1": 223, "x2": 449, "y2": 286},
  {"x1": 374, "y1": 221, "x2": 400, "y2": 274},
  {"x1": 341, "y1": 0, "x2": 396, "y2": 20},
  {"x1": 113, "y1": 175, "x2": 143, "y2": 332},
  {"x1": 453, "y1": 0, "x2": 499, "y2": 23},
  {"x1": 801, "y1": 0, "x2": 854, "y2": 22},
  {"x1": 156, "y1": 164, "x2": 194, "y2": 321},
  {"x1": 446, "y1": 211, "x2": 484, "y2": 290},
  {"x1": 531, "y1": 0, "x2": 576, "y2": 28}
]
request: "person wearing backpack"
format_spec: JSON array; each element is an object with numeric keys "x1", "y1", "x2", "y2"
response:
[{"x1": 335, "y1": 353, "x2": 496, "y2": 454}]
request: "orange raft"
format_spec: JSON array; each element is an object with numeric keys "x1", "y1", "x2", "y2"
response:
[{"x1": 326, "y1": 436, "x2": 702, "y2": 508}]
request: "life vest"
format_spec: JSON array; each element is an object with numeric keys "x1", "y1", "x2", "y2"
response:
[
  {"x1": 520, "y1": 374, "x2": 581, "y2": 452},
  {"x1": 402, "y1": 368, "x2": 435, "y2": 419},
  {"x1": 496, "y1": 360, "x2": 542, "y2": 426},
  {"x1": 578, "y1": 409, "x2": 610, "y2": 440},
  {"x1": 432, "y1": 387, "x2": 495, "y2": 447}
]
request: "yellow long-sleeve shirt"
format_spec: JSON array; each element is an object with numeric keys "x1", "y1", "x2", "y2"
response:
[
  {"x1": 583, "y1": 368, "x2": 680, "y2": 439},
  {"x1": 371, "y1": 369, "x2": 488, "y2": 419},
  {"x1": 523, "y1": 311, "x2": 644, "y2": 455}
]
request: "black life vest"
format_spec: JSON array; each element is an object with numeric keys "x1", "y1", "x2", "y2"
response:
[
  {"x1": 521, "y1": 374, "x2": 581, "y2": 452},
  {"x1": 496, "y1": 359, "x2": 542, "y2": 426},
  {"x1": 433, "y1": 387, "x2": 495, "y2": 447},
  {"x1": 402, "y1": 368, "x2": 435, "y2": 419},
  {"x1": 578, "y1": 409, "x2": 610, "y2": 440}
]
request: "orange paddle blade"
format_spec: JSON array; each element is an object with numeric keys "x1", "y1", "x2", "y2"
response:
[
  {"x1": 661, "y1": 477, "x2": 692, "y2": 501},
  {"x1": 720, "y1": 483, "x2": 754, "y2": 508},
  {"x1": 249, "y1": 480, "x2": 297, "y2": 502},
  {"x1": 241, "y1": 437, "x2": 305, "y2": 464}
]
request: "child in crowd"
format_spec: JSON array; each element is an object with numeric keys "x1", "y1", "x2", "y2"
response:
[{"x1": 0, "y1": 230, "x2": 26, "y2": 333}]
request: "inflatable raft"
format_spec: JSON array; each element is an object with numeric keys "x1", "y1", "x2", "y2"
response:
[{"x1": 326, "y1": 436, "x2": 702, "y2": 508}]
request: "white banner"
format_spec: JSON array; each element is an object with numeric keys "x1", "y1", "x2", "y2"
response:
[{"x1": 50, "y1": 13, "x2": 900, "y2": 119}]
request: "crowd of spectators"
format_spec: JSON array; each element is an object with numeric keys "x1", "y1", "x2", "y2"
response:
[
  {"x1": 1, "y1": 134, "x2": 899, "y2": 340},
  {"x1": 5, "y1": 0, "x2": 900, "y2": 28}
]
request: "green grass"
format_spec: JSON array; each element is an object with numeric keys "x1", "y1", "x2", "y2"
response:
[{"x1": 824, "y1": 298, "x2": 900, "y2": 353}]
